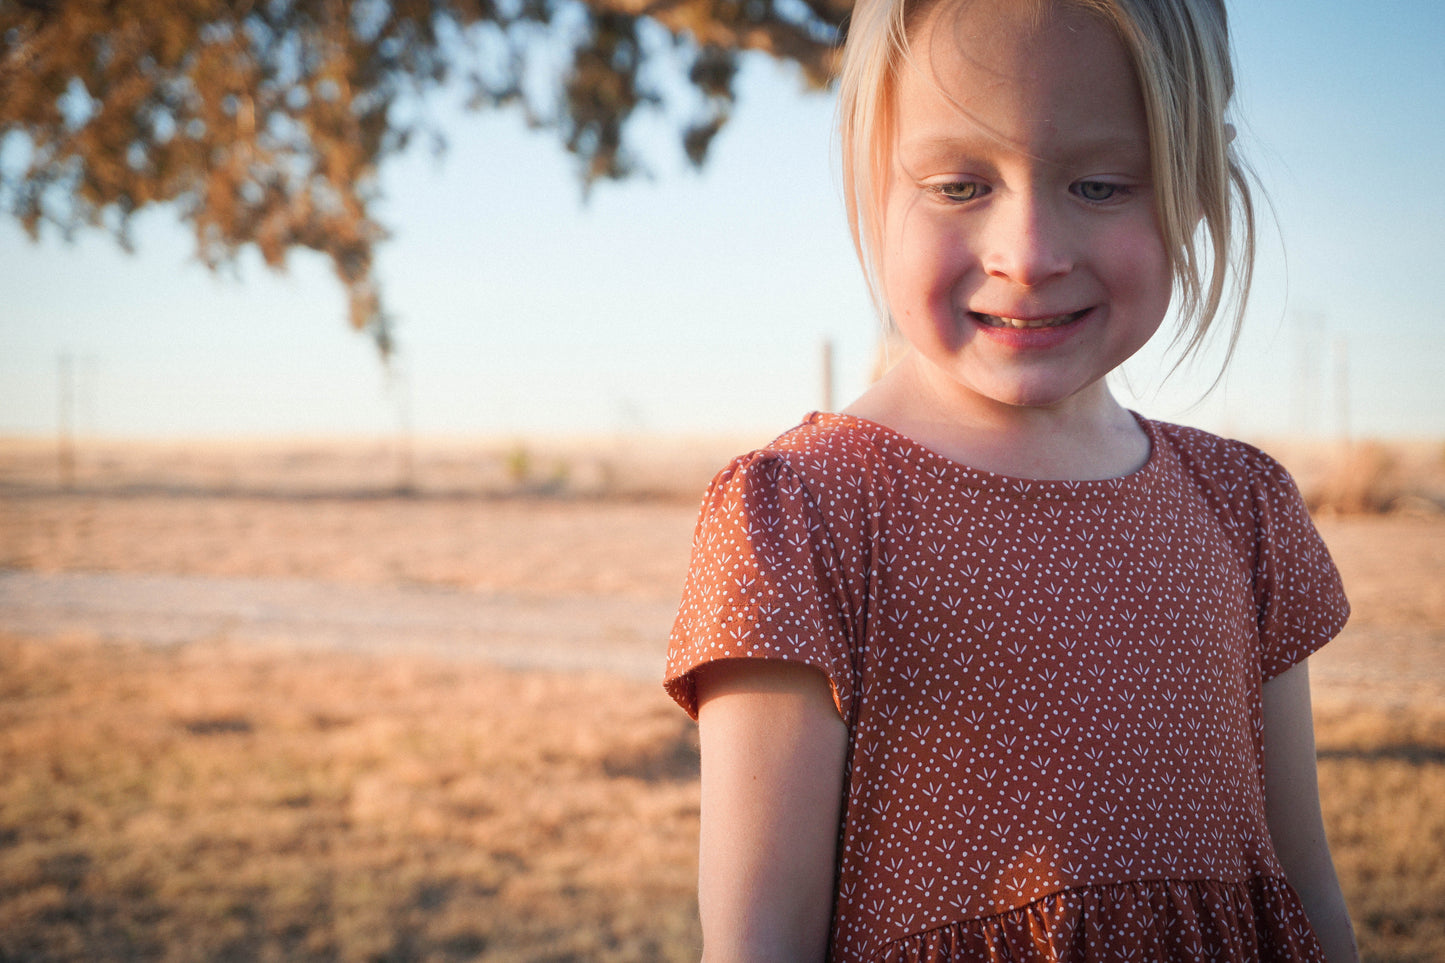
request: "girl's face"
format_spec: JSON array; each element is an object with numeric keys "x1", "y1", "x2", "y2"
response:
[{"x1": 881, "y1": 0, "x2": 1172, "y2": 418}]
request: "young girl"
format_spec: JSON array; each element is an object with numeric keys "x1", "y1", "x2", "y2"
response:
[{"x1": 665, "y1": 0, "x2": 1359, "y2": 959}]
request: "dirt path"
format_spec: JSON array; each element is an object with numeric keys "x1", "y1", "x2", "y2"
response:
[
  {"x1": 2, "y1": 487, "x2": 1440, "y2": 705},
  {"x1": 5, "y1": 567, "x2": 1441, "y2": 708},
  {"x1": 0, "y1": 570, "x2": 675, "y2": 680}
]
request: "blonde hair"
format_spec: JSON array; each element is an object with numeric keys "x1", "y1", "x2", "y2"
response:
[{"x1": 837, "y1": 0, "x2": 1256, "y2": 372}]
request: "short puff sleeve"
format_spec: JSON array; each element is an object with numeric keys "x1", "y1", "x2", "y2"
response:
[
  {"x1": 664, "y1": 453, "x2": 856, "y2": 721},
  {"x1": 1247, "y1": 450, "x2": 1351, "y2": 680}
]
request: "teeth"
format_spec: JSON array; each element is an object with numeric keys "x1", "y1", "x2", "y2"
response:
[{"x1": 978, "y1": 311, "x2": 1082, "y2": 329}]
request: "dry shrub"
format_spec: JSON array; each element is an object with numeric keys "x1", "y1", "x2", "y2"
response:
[
  {"x1": 0, "y1": 634, "x2": 701, "y2": 962},
  {"x1": 1306, "y1": 443, "x2": 1402, "y2": 516}
]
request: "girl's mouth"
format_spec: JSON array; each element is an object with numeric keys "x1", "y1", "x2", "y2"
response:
[{"x1": 972, "y1": 309, "x2": 1089, "y2": 329}]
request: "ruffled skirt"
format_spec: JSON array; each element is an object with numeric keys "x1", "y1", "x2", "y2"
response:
[{"x1": 877, "y1": 876, "x2": 1324, "y2": 962}]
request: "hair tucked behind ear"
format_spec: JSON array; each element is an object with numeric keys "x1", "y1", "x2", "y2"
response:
[{"x1": 836, "y1": 0, "x2": 1257, "y2": 377}]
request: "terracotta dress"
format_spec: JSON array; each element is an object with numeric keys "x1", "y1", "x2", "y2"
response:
[{"x1": 665, "y1": 412, "x2": 1349, "y2": 962}]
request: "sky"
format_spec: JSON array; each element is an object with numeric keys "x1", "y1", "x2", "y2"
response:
[{"x1": 3, "y1": 1, "x2": 1443, "y2": 442}]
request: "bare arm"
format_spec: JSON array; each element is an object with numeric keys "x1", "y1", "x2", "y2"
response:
[
  {"x1": 1262, "y1": 660, "x2": 1359, "y2": 963},
  {"x1": 694, "y1": 658, "x2": 850, "y2": 963}
]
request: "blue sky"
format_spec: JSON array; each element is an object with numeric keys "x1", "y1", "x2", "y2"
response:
[{"x1": 3, "y1": 1, "x2": 1443, "y2": 441}]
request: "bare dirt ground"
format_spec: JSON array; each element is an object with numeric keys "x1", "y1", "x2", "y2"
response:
[
  {"x1": 2, "y1": 437, "x2": 1441, "y2": 706},
  {"x1": 1, "y1": 436, "x2": 1442, "y2": 960}
]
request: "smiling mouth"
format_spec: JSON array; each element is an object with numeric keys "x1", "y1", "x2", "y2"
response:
[{"x1": 973, "y1": 309, "x2": 1089, "y2": 329}]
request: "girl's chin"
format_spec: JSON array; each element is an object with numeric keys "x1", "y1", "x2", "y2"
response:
[{"x1": 907, "y1": 355, "x2": 1112, "y2": 416}]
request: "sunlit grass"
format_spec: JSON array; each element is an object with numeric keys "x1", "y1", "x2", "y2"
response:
[
  {"x1": 1314, "y1": 702, "x2": 1445, "y2": 962},
  {"x1": 2, "y1": 635, "x2": 1442, "y2": 961},
  {"x1": 0, "y1": 635, "x2": 701, "y2": 962}
]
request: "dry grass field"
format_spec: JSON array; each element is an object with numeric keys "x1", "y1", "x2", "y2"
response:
[
  {"x1": 0, "y1": 635, "x2": 701, "y2": 962},
  {"x1": 1, "y1": 435, "x2": 1442, "y2": 961}
]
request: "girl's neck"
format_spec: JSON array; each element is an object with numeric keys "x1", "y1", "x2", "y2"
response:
[{"x1": 843, "y1": 355, "x2": 1150, "y2": 481}]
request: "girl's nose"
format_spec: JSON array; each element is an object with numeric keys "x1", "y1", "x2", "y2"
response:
[{"x1": 978, "y1": 195, "x2": 1074, "y2": 287}]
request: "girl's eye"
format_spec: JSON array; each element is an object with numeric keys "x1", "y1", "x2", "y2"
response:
[
  {"x1": 932, "y1": 181, "x2": 986, "y2": 202},
  {"x1": 1074, "y1": 181, "x2": 1126, "y2": 202}
]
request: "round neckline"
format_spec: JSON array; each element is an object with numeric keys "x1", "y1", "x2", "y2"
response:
[{"x1": 803, "y1": 409, "x2": 1162, "y2": 493}]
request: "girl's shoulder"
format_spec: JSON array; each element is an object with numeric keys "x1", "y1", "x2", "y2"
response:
[
  {"x1": 687, "y1": 412, "x2": 930, "y2": 560},
  {"x1": 760, "y1": 410, "x2": 909, "y2": 465},
  {"x1": 1144, "y1": 419, "x2": 1328, "y2": 573},
  {"x1": 1146, "y1": 418, "x2": 1290, "y2": 480},
  {"x1": 1145, "y1": 418, "x2": 1304, "y2": 509},
  {"x1": 707, "y1": 411, "x2": 922, "y2": 501}
]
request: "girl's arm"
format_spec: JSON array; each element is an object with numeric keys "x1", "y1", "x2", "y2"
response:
[
  {"x1": 1262, "y1": 660, "x2": 1360, "y2": 963},
  {"x1": 694, "y1": 658, "x2": 849, "y2": 963}
]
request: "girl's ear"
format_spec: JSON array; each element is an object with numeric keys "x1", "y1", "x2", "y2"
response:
[{"x1": 1224, "y1": 123, "x2": 1237, "y2": 145}]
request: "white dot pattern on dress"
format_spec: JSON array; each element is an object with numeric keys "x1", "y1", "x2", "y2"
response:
[{"x1": 666, "y1": 413, "x2": 1349, "y2": 962}]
